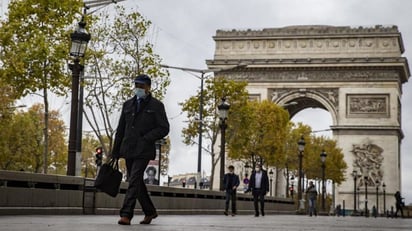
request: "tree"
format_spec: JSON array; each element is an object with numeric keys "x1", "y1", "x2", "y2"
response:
[
  {"x1": 159, "y1": 137, "x2": 171, "y2": 176},
  {"x1": 80, "y1": 134, "x2": 101, "y2": 178},
  {"x1": 0, "y1": 0, "x2": 83, "y2": 173},
  {"x1": 180, "y1": 76, "x2": 249, "y2": 189},
  {"x1": 0, "y1": 104, "x2": 67, "y2": 173},
  {"x1": 82, "y1": 5, "x2": 170, "y2": 157},
  {"x1": 285, "y1": 122, "x2": 347, "y2": 185},
  {"x1": 305, "y1": 135, "x2": 347, "y2": 184},
  {"x1": 227, "y1": 100, "x2": 290, "y2": 168}
]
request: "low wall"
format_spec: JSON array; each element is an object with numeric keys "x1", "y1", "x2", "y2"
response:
[{"x1": 0, "y1": 170, "x2": 294, "y2": 215}]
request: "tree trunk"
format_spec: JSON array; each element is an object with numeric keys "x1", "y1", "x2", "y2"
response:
[
  {"x1": 209, "y1": 152, "x2": 217, "y2": 190},
  {"x1": 42, "y1": 77, "x2": 49, "y2": 174}
]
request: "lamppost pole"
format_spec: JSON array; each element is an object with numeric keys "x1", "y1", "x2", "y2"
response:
[
  {"x1": 352, "y1": 170, "x2": 360, "y2": 214},
  {"x1": 68, "y1": 58, "x2": 82, "y2": 176},
  {"x1": 364, "y1": 176, "x2": 369, "y2": 217},
  {"x1": 297, "y1": 136, "x2": 305, "y2": 212},
  {"x1": 285, "y1": 163, "x2": 289, "y2": 197},
  {"x1": 269, "y1": 169, "x2": 274, "y2": 196},
  {"x1": 375, "y1": 180, "x2": 379, "y2": 216},
  {"x1": 383, "y1": 182, "x2": 386, "y2": 216},
  {"x1": 218, "y1": 98, "x2": 230, "y2": 191},
  {"x1": 320, "y1": 150, "x2": 327, "y2": 211},
  {"x1": 67, "y1": 19, "x2": 90, "y2": 176},
  {"x1": 198, "y1": 73, "x2": 204, "y2": 178}
]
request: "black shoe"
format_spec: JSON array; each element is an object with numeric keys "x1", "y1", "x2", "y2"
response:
[
  {"x1": 231, "y1": 212, "x2": 236, "y2": 216},
  {"x1": 140, "y1": 213, "x2": 158, "y2": 224},
  {"x1": 224, "y1": 211, "x2": 228, "y2": 216},
  {"x1": 118, "y1": 217, "x2": 131, "y2": 225},
  {"x1": 255, "y1": 213, "x2": 259, "y2": 217},
  {"x1": 261, "y1": 211, "x2": 265, "y2": 216}
]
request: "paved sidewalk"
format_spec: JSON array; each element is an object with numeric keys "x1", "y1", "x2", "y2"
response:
[{"x1": 0, "y1": 214, "x2": 411, "y2": 231}]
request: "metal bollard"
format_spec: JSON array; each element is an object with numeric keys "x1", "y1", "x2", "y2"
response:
[{"x1": 343, "y1": 200, "x2": 345, "y2": 217}]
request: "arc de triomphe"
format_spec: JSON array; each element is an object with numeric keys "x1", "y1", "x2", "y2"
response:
[{"x1": 207, "y1": 25, "x2": 409, "y2": 212}]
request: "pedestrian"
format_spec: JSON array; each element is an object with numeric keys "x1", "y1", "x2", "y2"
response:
[
  {"x1": 223, "y1": 165, "x2": 240, "y2": 216},
  {"x1": 394, "y1": 191, "x2": 404, "y2": 218},
  {"x1": 248, "y1": 163, "x2": 269, "y2": 217},
  {"x1": 306, "y1": 181, "x2": 318, "y2": 217},
  {"x1": 112, "y1": 74, "x2": 170, "y2": 226}
]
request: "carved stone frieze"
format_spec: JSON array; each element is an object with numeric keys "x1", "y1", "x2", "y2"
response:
[
  {"x1": 347, "y1": 94, "x2": 389, "y2": 118},
  {"x1": 225, "y1": 69, "x2": 399, "y2": 83},
  {"x1": 214, "y1": 26, "x2": 402, "y2": 59},
  {"x1": 352, "y1": 141, "x2": 384, "y2": 187},
  {"x1": 216, "y1": 38, "x2": 398, "y2": 53}
]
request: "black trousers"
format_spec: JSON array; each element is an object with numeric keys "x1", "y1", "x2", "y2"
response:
[
  {"x1": 395, "y1": 203, "x2": 404, "y2": 217},
  {"x1": 225, "y1": 190, "x2": 237, "y2": 213},
  {"x1": 252, "y1": 189, "x2": 265, "y2": 215},
  {"x1": 120, "y1": 158, "x2": 156, "y2": 219}
]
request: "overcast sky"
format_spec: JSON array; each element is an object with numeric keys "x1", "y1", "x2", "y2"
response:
[
  {"x1": 2, "y1": 0, "x2": 411, "y2": 202},
  {"x1": 124, "y1": 0, "x2": 412, "y2": 202}
]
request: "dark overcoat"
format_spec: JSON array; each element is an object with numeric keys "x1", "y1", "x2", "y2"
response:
[
  {"x1": 248, "y1": 170, "x2": 270, "y2": 194},
  {"x1": 112, "y1": 94, "x2": 169, "y2": 160}
]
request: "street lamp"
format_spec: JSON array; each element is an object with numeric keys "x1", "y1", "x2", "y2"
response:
[
  {"x1": 218, "y1": 97, "x2": 230, "y2": 191},
  {"x1": 352, "y1": 170, "x2": 361, "y2": 214},
  {"x1": 320, "y1": 150, "x2": 327, "y2": 211},
  {"x1": 269, "y1": 169, "x2": 274, "y2": 196},
  {"x1": 297, "y1": 136, "x2": 305, "y2": 211},
  {"x1": 375, "y1": 179, "x2": 379, "y2": 217},
  {"x1": 71, "y1": 0, "x2": 124, "y2": 176},
  {"x1": 364, "y1": 175, "x2": 369, "y2": 217},
  {"x1": 382, "y1": 182, "x2": 386, "y2": 216},
  {"x1": 67, "y1": 19, "x2": 90, "y2": 176},
  {"x1": 161, "y1": 63, "x2": 245, "y2": 188}
]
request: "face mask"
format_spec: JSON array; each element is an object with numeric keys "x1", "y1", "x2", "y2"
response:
[{"x1": 134, "y1": 87, "x2": 146, "y2": 98}]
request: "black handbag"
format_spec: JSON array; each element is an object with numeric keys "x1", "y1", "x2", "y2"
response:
[{"x1": 94, "y1": 158, "x2": 123, "y2": 197}]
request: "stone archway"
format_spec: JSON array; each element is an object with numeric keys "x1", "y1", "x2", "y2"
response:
[
  {"x1": 207, "y1": 25, "x2": 410, "y2": 213},
  {"x1": 273, "y1": 88, "x2": 338, "y2": 125}
]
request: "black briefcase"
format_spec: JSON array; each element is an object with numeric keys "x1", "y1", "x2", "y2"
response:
[{"x1": 94, "y1": 158, "x2": 123, "y2": 197}]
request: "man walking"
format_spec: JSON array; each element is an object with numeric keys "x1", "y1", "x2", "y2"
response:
[
  {"x1": 223, "y1": 165, "x2": 240, "y2": 216},
  {"x1": 394, "y1": 191, "x2": 404, "y2": 218},
  {"x1": 112, "y1": 74, "x2": 169, "y2": 225},
  {"x1": 248, "y1": 164, "x2": 269, "y2": 217},
  {"x1": 306, "y1": 181, "x2": 318, "y2": 217}
]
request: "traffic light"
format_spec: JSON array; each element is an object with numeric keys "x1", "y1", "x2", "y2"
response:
[{"x1": 95, "y1": 147, "x2": 103, "y2": 167}]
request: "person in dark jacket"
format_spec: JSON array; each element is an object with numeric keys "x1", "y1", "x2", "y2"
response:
[
  {"x1": 223, "y1": 165, "x2": 240, "y2": 216},
  {"x1": 306, "y1": 181, "x2": 318, "y2": 217},
  {"x1": 394, "y1": 191, "x2": 404, "y2": 218},
  {"x1": 112, "y1": 74, "x2": 169, "y2": 226},
  {"x1": 248, "y1": 164, "x2": 269, "y2": 217}
]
